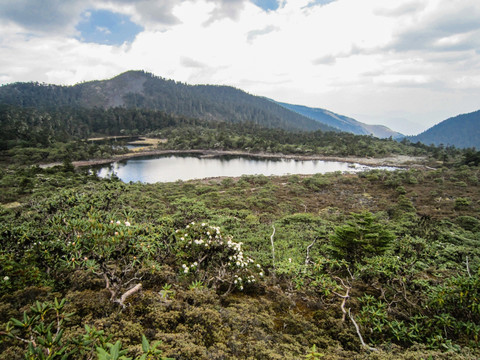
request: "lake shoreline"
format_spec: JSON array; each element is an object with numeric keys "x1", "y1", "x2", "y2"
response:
[{"x1": 40, "y1": 149, "x2": 428, "y2": 169}]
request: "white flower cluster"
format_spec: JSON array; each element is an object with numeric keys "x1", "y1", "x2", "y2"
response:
[
  {"x1": 233, "y1": 274, "x2": 257, "y2": 290},
  {"x1": 227, "y1": 243, "x2": 254, "y2": 269},
  {"x1": 182, "y1": 224, "x2": 223, "y2": 250},
  {"x1": 110, "y1": 220, "x2": 131, "y2": 227},
  {"x1": 177, "y1": 222, "x2": 264, "y2": 291},
  {"x1": 181, "y1": 261, "x2": 198, "y2": 274}
]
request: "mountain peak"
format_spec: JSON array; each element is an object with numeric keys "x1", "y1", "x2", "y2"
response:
[{"x1": 0, "y1": 70, "x2": 336, "y2": 132}]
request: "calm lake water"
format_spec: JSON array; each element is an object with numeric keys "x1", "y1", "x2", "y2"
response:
[{"x1": 96, "y1": 154, "x2": 395, "y2": 183}]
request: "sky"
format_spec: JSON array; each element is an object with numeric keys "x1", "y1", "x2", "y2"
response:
[{"x1": 1, "y1": 0, "x2": 480, "y2": 135}]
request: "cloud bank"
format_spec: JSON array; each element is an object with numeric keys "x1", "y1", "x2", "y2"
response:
[{"x1": 1, "y1": 0, "x2": 480, "y2": 134}]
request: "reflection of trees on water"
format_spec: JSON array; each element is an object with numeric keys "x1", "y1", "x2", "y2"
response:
[{"x1": 94, "y1": 155, "x2": 397, "y2": 183}]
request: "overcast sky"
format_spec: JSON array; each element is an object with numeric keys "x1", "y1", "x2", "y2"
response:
[{"x1": 1, "y1": 0, "x2": 479, "y2": 135}]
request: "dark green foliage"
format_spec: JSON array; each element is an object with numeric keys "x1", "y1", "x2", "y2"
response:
[
  {"x1": 329, "y1": 211, "x2": 395, "y2": 267},
  {"x1": 0, "y1": 71, "x2": 332, "y2": 132},
  {"x1": 463, "y1": 149, "x2": 480, "y2": 166}
]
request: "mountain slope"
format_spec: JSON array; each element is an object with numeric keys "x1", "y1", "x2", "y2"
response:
[
  {"x1": 0, "y1": 71, "x2": 337, "y2": 133},
  {"x1": 410, "y1": 110, "x2": 480, "y2": 149},
  {"x1": 276, "y1": 101, "x2": 403, "y2": 138}
]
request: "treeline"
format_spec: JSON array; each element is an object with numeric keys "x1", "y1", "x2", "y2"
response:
[
  {"x1": 158, "y1": 122, "x2": 433, "y2": 158},
  {"x1": 0, "y1": 105, "x2": 186, "y2": 150},
  {"x1": 1, "y1": 104, "x2": 476, "y2": 166},
  {"x1": 410, "y1": 110, "x2": 480, "y2": 149}
]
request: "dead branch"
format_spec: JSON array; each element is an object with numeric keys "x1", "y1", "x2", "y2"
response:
[
  {"x1": 270, "y1": 224, "x2": 276, "y2": 270},
  {"x1": 466, "y1": 256, "x2": 472, "y2": 277},
  {"x1": 348, "y1": 308, "x2": 377, "y2": 352},
  {"x1": 333, "y1": 287, "x2": 350, "y2": 322},
  {"x1": 116, "y1": 283, "x2": 142, "y2": 308},
  {"x1": 103, "y1": 273, "x2": 116, "y2": 301},
  {"x1": 305, "y1": 238, "x2": 317, "y2": 267},
  {"x1": 332, "y1": 276, "x2": 351, "y2": 322}
]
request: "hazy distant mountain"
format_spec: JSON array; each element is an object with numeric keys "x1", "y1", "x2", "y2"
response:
[
  {"x1": 410, "y1": 110, "x2": 480, "y2": 149},
  {"x1": 0, "y1": 70, "x2": 337, "y2": 133},
  {"x1": 276, "y1": 102, "x2": 403, "y2": 139}
]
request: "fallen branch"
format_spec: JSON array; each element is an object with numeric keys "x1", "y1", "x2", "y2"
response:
[
  {"x1": 332, "y1": 276, "x2": 351, "y2": 322},
  {"x1": 116, "y1": 283, "x2": 142, "y2": 308},
  {"x1": 348, "y1": 308, "x2": 377, "y2": 352},
  {"x1": 333, "y1": 287, "x2": 350, "y2": 322}
]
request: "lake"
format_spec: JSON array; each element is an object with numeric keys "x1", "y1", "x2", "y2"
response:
[{"x1": 96, "y1": 154, "x2": 395, "y2": 183}]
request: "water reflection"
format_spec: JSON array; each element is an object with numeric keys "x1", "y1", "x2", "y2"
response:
[{"x1": 96, "y1": 154, "x2": 394, "y2": 183}]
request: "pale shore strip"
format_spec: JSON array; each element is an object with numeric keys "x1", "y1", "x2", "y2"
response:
[{"x1": 40, "y1": 149, "x2": 428, "y2": 169}]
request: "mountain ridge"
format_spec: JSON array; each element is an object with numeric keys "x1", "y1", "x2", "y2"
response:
[
  {"x1": 410, "y1": 110, "x2": 480, "y2": 149},
  {"x1": 275, "y1": 101, "x2": 403, "y2": 139},
  {"x1": 0, "y1": 70, "x2": 337, "y2": 133}
]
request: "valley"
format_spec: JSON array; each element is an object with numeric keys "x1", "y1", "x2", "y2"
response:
[{"x1": 0, "y1": 72, "x2": 479, "y2": 360}]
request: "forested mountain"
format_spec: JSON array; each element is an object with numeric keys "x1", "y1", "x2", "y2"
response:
[
  {"x1": 0, "y1": 71, "x2": 337, "y2": 132},
  {"x1": 276, "y1": 101, "x2": 403, "y2": 138},
  {"x1": 410, "y1": 110, "x2": 480, "y2": 149}
]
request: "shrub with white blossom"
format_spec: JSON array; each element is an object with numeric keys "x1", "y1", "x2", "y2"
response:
[
  {"x1": 50, "y1": 211, "x2": 166, "y2": 306},
  {"x1": 175, "y1": 222, "x2": 263, "y2": 293}
]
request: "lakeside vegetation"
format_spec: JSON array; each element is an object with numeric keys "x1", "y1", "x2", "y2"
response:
[
  {"x1": 1, "y1": 103, "x2": 480, "y2": 359},
  {"x1": 0, "y1": 104, "x2": 462, "y2": 166}
]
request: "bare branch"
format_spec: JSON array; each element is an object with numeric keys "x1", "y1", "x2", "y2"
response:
[
  {"x1": 103, "y1": 273, "x2": 116, "y2": 301},
  {"x1": 466, "y1": 256, "x2": 472, "y2": 277},
  {"x1": 331, "y1": 276, "x2": 351, "y2": 322},
  {"x1": 116, "y1": 283, "x2": 142, "y2": 308},
  {"x1": 348, "y1": 308, "x2": 377, "y2": 352},
  {"x1": 332, "y1": 275, "x2": 350, "y2": 289},
  {"x1": 123, "y1": 273, "x2": 143, "y2": 287},
  {"x1": 305, "y1": 238, "x2": 317, "y2": 267},
  {"x1": 270, "y1": 225, "x2": 276, "y2": 270}
]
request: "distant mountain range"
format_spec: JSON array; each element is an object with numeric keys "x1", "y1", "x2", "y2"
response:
[
  {"x1": 0, "y1": 71, "x2": 335, "y2": 133},
  {"x1": 410, "y1": 110, "x2": 480, "y2": 149},
  {"x1": 2, "y1": 70, "x2": 476, "y2": 148},
  {"x1": 0, "y1": 70, "x2": 402, "y2": 137},
  {"x1": 275, "y1": 102, "x2": 403, "y2": 139}
]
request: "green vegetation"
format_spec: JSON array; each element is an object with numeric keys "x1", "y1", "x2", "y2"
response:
[
  {"x1": 2, "y1": 103, "x2": 458, "y2": 169},
  {"x1": 1, "y1": 86, "x2": 480, "y2": 358},
  {"x1": 1, "y1": 158, "x2": 479, "y2": 359}
]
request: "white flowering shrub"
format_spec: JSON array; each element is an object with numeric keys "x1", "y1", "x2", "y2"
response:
[
  {"x1": 175, "y1": 222, "x2": 264, "y2": 292},
  {"x1": 57, "y1": 215, "x2": 163, "y2": 273},
  {"x1": 50, "y1": 212, "x2": 167, "y2": 305}
]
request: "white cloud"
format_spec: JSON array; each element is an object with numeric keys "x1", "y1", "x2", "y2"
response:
[
  {"x1": 0, "y1": 0, "x2": 85, "y2": 33},
  {"x1": 96, "y1": 26, "x2": 112, "y2": 35},
  {"x1": 1, "y1": 0, "x2": 480, "y2": 134}
]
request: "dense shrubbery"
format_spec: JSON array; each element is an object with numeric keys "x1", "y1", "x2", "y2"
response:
[{"x1": 0, "y1": 162, "x2": 479, "y2": 358}]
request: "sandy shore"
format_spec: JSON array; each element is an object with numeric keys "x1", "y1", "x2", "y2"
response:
[{"x1": 40, "y1": 149, "x2": 428, "y2": 169}]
